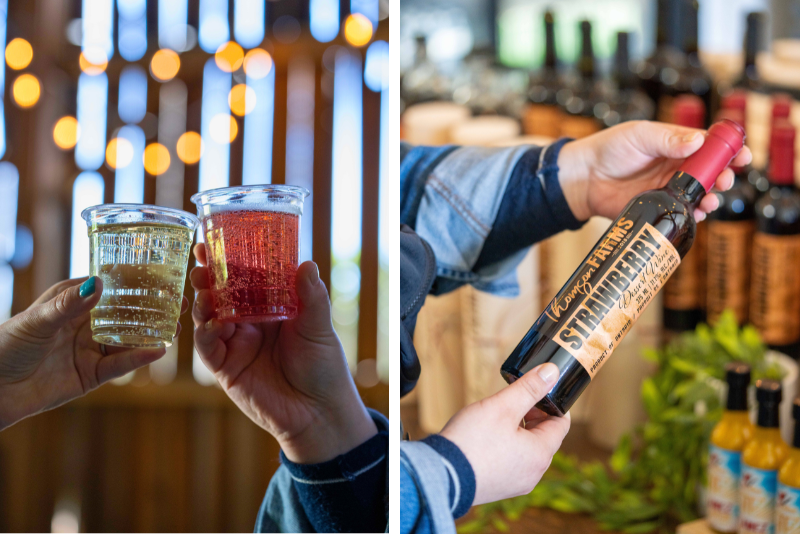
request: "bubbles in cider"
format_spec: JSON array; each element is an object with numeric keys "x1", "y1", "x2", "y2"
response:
[{"x1": 203, "y1": 208, "x2": 300, "y2": 322}]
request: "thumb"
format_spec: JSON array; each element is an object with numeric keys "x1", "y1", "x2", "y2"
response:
[
  {"x1": 492, "y1": 363, "x2": 560, "y2": 421},
  {"x1": 21, "y1": 276, "x2": 102, "y2": 337},
  {"x1": 632, "y1": 121, "x2": 705, "y2": 160},
  {"x1": 294, "y1": 262, "x2": 335, "y2": 337}
]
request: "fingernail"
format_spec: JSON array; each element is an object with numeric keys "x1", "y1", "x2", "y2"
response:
[
  {"x1": 204, "y1": 319, "x2": 214, "y2": 331},
  {"x1": 309, "y1": 263, "x2": 320, "y2": 285},
  {"x1": 79, "y1": 276, "x2": 96, "y2": 298},
  {"x1": 536, "y1": 363, "x2": 559, "y2": 387},
  {"x1": 683, "y1": 132, "x2": 701, "y2": 143}
]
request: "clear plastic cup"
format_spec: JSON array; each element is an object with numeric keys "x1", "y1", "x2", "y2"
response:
[
  {"x1": 191, "y1": 185, "x2": 309, "y2": 323},
  {"x1": 81, "y1": 204, "x2": 199, "y2": 348}
]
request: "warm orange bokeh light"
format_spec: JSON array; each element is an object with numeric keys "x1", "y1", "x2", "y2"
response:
[
  {"x1": 12, "y1": 74, "x2": 40, "y2": 108},
  {"x1": 209, "y1": 114, "x2": 238, "y2": 144},
  {"x1": 105, "y1": 137, "x2": 134, "y2": 169},
  {"x1": 228, "y1": 84, "x2": 256, "y2": 116},
  {"x1": 5, "y1": 38, "x2": 33, "y2": 70},
  {"x1": 53, "y1": 116, "x2": 80, "y2": 150},
  {"x1": 176, "y1": 132, "x2": 203, "y2": 164},
  {"x1": 150, "y1": 49, "x2": 180, "y2": 82},
  {"x1": 143, "y1": 143, "x2": 171, "y2": 175},
  {"x1": 215, "y1": 41, "x2": 244, "y2": 73},
  {"x1": 243, "y1": 48, "x2": 272, "y2": 79},
  {"x1": 344, "y1": 14, "x2": 373, "y2": 47},
  {"x1": 79, "y1": 51, "x2": 108, "y2": 75}
]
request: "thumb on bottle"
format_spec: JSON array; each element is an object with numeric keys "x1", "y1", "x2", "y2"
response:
[
  {"x1": 20, "y1": 276, "x2": 102, "y2": 337},
  {"x1": 493, "y1": 363, "x2": 560, "y2": 421}
]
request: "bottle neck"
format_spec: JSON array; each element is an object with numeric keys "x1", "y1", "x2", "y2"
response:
[
  {"x1": 683, "y1": 1, "x2": 699, "y2": 56},
  {"x1": 758, "y1": 402, "x2": 780, "y2": 428},
  {"x1": 656, "y1": 0, "x2": 682, "y2": 49},
  {"x1": 666, "y1": 171, "x2": 706, "y2": 210},
  {"x1": 615, "y1": 35, "x2": 635, "y2": 90},
  {"x1": 744, "y1": 15, "x2": 760, "y2": 70},
  {"x1": 794, "y1": 420, "x2": 800, "y2": 448},
  {"x1": 727, "y1": 385, "x2": 748, "y2": 411},
  {"x1": 579, "y1": 28, "x2": 594, "y2": 79},
  {"x1": 544, "y1": 19, "x2": 557, "y2": 69}
]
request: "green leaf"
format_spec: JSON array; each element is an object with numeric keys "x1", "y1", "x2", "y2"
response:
[
  {"x1": 611, "y1": 434, "x2": 632, "y2": 473},
  {"x1": 457, "y1": 520, "x2": 487, "y2": 533},
  {"x1": 492, "y1": 518, "x2": 510, "y2": 532},
  {"x1": 621, "y1": 520, "x2": 663, "y2": 533}
]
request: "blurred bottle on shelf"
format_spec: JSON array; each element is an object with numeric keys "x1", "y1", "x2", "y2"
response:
[
  {"x1": 677, "y1": 0, "x2": 713, "y2": 120},
  {"x1": 750, "y1": 121, "x2": 800, "y2": 358},
  {"x1": 663, "y1": 95, "x2": 707, "y2": 333},
  {"x1": 734, "y1": 12, "x2": 767, "y2": 93},
  {"x1": 597, "y1": 32, "x2": 654, "y2": 128},
  {"x1": 522, "y1": 11, "x2": 562, "y2": 138},
  {"x1": 558, "y1": 20, "x2": 603, "y2": 138},
  {"x1": 776, "y1": 399, "x2": 800, "y2": 534},
  {"x1": 706, "y1": 92, "x2": 758, "y2": 326},
  {"x1": 401, "y1": 35, "x2": 449, "y2": 111}
]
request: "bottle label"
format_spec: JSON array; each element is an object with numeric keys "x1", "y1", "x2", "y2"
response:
[
  {"x1": 777, "y1": 482, "x2": 800, "y2": 534},
  {"x1": 552, "y1": 220, "x2": 680, "y2": 378},
  {"x1": 664, "y1": 221, "x2": 707, "y2": 311},
  {"x1": 740, "y1": 465, "x2": 778, "y2": 534},
  {"x1": 750, "y1": 232, "x2": 800, "y2": 345},
  {"x1": 706, "y1": 220, "x2": 754, "y2": 325},
  {"x1": 707, "y1": 445, "x2": 742, "y2": 531}
]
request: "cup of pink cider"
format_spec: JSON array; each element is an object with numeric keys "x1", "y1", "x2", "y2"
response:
[{"x1": 191, "y1": 185, "x2": 310, "y2": 322}]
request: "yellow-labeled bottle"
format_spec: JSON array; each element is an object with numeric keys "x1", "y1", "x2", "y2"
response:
[
  {"x1": 708, "y1": 363, "x2": 754, "y2": 532},
  {"x1": 740, "y1": 380, "x2": 789, "y2": 534},
  {"x1": 777, "y1": 399, "x2": 800, "y2": 534}
]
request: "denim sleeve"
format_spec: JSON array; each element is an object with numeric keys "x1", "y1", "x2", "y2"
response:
[
  {"x1": 400, "y1": 437, "x2": 476, "y2": 534},
  {"x1": 254, "y1": 409, "x2": 389, "y2": 533},
  {"x1": 400, "y1": 140, "x2": 584, "y2": 298}
]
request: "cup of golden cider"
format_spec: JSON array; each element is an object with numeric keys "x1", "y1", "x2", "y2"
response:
[{"x1": 81, "y1": 204, "x2": 199, "y2": 348}]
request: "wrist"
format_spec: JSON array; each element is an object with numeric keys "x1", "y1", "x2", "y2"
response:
[
  {"x1": 556, "y1": 139, "x2": 593, "y2": 221},
  {"x1": 280, "y1": 389, "x2": 378, "y2": 464}
]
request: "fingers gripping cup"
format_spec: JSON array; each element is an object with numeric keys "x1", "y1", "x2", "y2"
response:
[
  {"x1": 191, "y1": 185, "x2": 309, "y2": 323},
  {"x1": 81, "y1": 205, "x2": 199, "y2": 348}
]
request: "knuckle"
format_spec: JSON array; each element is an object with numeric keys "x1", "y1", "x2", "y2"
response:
[{"x1": 53, "y1": 289, "x2": 72, "y2": 317}]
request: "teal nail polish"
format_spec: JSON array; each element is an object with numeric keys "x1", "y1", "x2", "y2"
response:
[{"x1": 79, "y1": 276, "x2": 96, "y2": 298}]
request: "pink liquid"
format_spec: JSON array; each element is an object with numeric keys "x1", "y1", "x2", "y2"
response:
[{"x1": 203, "y1": 208, "x2": 300, "y2": 322}]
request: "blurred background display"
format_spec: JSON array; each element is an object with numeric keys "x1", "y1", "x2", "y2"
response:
[
  {"x1": 401, "y1": 0, "x2": 800, "y2": 532},
  {"x1": 0, "y1": 0, "x2": 388, "y2": 531}
]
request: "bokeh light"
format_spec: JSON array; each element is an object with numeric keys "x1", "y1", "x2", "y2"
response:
[
  {"x1": 79, "y1": 50, "x2": 108, "y2": 75},
  {"x1": 53, "y1": 116, "x2": 81, "y2": 150},
  {"x1": 150, "y1": 49, "x2": 180, "y2": 82},
  {"x1": 12, "y1": 74, "x2": 40, "y2": 108},
  {"x1": 228, "y1": 84, "x2": 256, "y2": 116},
  {"x1": 143, "y1": 142, "x2": 171, "y2": 175},
  {"x1": 5, "y1": 38, "x2": 32, "y2": 70},
  {"x1": 214, "y1": 41, "x2": 244, "y2": 73},
  {"x1": 105, "y1": 137, "x2": 134, "y2": 169},
  {"x1": 243, "y1": 48, "x2": 272, "y2": 79},
  {"x1": 176, "y1": 131, "x2": 203, "y2": 164},
  {"x1": 209, "y1": 114, "x2": 238, "y2": 144},
  {"x1": 344, "y1": 13, "x2": 373, "y2": 47}
]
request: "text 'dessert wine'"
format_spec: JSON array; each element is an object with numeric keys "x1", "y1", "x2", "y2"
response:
[{"x1": 500, "y1": 120, "x2": 746, "y2": 417}]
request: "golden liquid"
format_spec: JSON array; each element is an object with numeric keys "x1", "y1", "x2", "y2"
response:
[{"x1": 89, "y1": 223, "x2": 193, "y2": 348}]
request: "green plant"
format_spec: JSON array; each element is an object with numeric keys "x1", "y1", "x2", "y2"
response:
[{"x1": 458, "y1": 310, "x2": 784, "y2": 534}]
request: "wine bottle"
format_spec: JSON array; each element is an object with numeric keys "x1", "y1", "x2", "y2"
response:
[
  {"x1": 663, "y1": 95, "x2": 707, "y2": 332},
  {"x1": 750, "y1": 121, "x2": 800, "y2": 357},
  {"x1": 777, "y1": 399, "x2": 800, "y2": 534},
  {"x1": 637, "y1": 0, "x2": 683, "y2": 112},
  {"x1": 559, "y1": 20, "x2": 603, "y2": 139},
  {"x1": 601, "y1": 32, "x2": 654, "y2": 127},
  {"x1": 522, "y1": 11, "x2": 562, "y2": 138},
  {"x1": 706, "y1": 93, "x2": 758, "y2": 325},
  {"x1": 501, "y1": 120, "x2": 745, "y2": 416},
  {"x1": 734, "y1": 12, "x2": 766, "y2": 92},
  {"x1": 677, "y1": 0, "x2": 713, "y2": 121}
]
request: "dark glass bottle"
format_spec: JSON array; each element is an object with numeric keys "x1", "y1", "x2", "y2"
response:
[
  {"x1": 750, "y1": 121, "x2": 800, "y2": 358},
  {"x1": 599, "y1": 32, "x2": 655, "y2": 127},
  {"x1": 400, "y1": 35, "x2": 444, "y2": 109},
  {"x1": 558, "y1": 20, "x2": 603, "y2": 139},
  {"x1": 706, "y1": 93, "x2": 758, "y2": 325},
  {"x1": 663, "y1": 95, "x2": 707, "y2": 332},
  {"x1": 734, "y1": 12, "x2": 766, "y2": 92},
  {"x1": 637, "y1": 0, "x2": 683, "y2": 112},
  {"x1": 676, "y1": 0, "x2": 713, "y2": 121},
  {"x1": 522, "y1": 11, "x2": 562, "y2": 138},
  {"x1": 755, "y1": 94, "x2": 794, "y2": 194},
  {"x1": 501, "y1": 120, "x2": 745, "y2": 416}
]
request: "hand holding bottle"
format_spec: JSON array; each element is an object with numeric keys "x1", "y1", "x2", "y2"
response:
[
  {"x1": 190, "y1": 244, "x2": 377, "y2": 464},
  {"x1": 439, "y1": 363, "x2": 570, "y2": 505},
  {"x1": 557, "y1": 120, "x2": 753, "y2": 222},
  {"x1": 0, "y1": 276, "x2": 184, "y2": 431}
]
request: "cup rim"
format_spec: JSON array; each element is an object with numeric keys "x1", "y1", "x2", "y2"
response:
[
  {"x1": 190, "y1": 184, "x2": 310, "y2": 207},
  {"x1": 81, "y1": 203, "x2": 200, "y2": 229}
]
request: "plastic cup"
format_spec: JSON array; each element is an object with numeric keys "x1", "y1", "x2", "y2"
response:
[
  {"x1": 81, "y1": 204, "x2": 199, "y2": 348},
  {"x1": 191, "y1": 185, "x2": 309, "y2": 323}
]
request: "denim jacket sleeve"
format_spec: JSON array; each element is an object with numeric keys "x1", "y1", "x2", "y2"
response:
[
  {"x1": 254, "y1": 409, "x2": 389, "y2": 533},
  {"x1": 400, "y1": 140, "x2": 584, "y2": 297}
]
